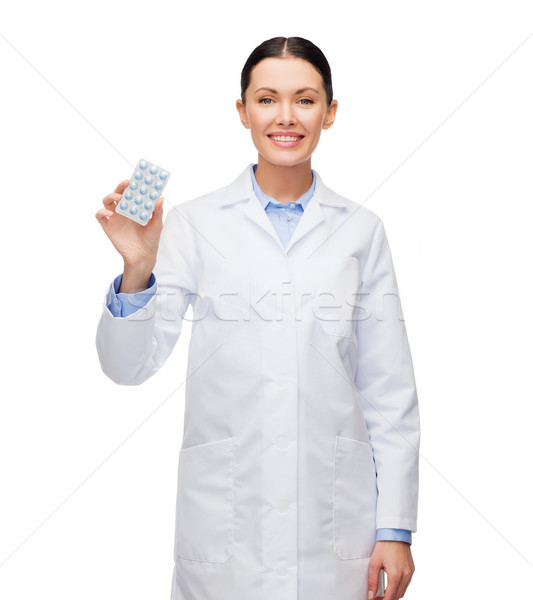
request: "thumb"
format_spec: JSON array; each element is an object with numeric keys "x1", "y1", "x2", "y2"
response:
[
  {"x1": 367, "y1": 560, "x2": 381, "y2": 599},
  {"x1": 148, "y1": 196, "x2": 165, "y2": 229}
]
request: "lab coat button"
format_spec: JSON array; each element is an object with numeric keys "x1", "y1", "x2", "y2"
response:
[
  {"x1": 276, "y1": 500, "x2": 289, "y2": 513},
  {"x1": 275, "y1": 375, "x2": 289, "y2": 388},
  {"x1": 276, "y1": 564, "x2": 288, "y2": 576},
  {"x1": 274, "y1": 435, "x2": 289, "y2": 449}
]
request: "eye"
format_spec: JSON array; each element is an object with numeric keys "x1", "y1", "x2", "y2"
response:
[
  {"x1": 259, "y1": 98, "x2": 273, "y2": 104},
  {"x1": 300, "y1": 98, "x2": 314, "y2": 105}
]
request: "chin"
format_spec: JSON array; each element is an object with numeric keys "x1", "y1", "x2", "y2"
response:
[{"x1": 259, "y1": 152, "x2": 307, "y2": 168}]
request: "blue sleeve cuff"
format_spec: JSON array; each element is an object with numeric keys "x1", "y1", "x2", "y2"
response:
[
  {"x1": 106, "y1": 272, "x2": 157, "y2": 318},
  {"x1": 376, "y1": 528, "x2": 412, "y2": 545}
]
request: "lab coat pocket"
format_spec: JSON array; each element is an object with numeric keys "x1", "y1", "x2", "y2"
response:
[
  {"x1": 175, "y1": 437, "x2": 235, "y2": 563},
  {"x1": 333, "y1": 435, "x2": 378, "y2": 559},
  {"x1": 313, "y1": 256, "x2": 361, "y2": 338}
]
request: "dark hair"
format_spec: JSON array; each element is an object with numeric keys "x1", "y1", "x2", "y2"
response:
[{"x1": 240, "y1": 36, "x2": 333, "y2": 107}]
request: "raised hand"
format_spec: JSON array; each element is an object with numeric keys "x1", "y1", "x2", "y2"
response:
[{"x1": 96, "y1": 179, "x2": 165, "y2": 292}]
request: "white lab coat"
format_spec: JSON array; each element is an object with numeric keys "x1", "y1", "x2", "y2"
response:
[{"x1": 96, "y1": 163, "x2": 420, "y2": 600}]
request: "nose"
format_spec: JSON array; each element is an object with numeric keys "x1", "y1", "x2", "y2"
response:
[{"x1": 276, "y1": 100, "x2": 297, "y2": 126}]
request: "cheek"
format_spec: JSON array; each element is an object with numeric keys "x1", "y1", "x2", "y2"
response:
[
  {"x1": 303, "y1": 112, "x2": 325, "y2": 135},
  {"x1": 249, "y1": 118, "x2": 268, "y2": 139}
]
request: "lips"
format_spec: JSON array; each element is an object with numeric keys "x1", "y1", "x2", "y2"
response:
[
  {"x1": 267, "y1": 134, "x2": 306, "y2": 148},
  {"x1": 267, "y1": 133, "x2": 305, "y2": 139}
]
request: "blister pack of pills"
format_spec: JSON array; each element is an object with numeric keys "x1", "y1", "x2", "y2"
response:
[{"x1": 115, "y1": 159, "x2": 170, "y2": 225}]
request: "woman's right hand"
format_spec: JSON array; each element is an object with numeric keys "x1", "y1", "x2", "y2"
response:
[
  {"x1": 95, "y1": 179, "x2": 165, "y2": 273},
  {"x1": 95, "y1": 179, "x2": 164, "y2": 294}
]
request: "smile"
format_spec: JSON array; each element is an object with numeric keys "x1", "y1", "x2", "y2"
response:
[
  {"x1": 268, "y1": 135, "x2": 304, "y2": 142},
  {"x1": 267, "y1": 135, "x2": 305, "y2": 148}
]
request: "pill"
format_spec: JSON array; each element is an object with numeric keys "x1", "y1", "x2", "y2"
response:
[
  {"x1": 139, "y1": 211, "x2": 148, "y2": 220},
  {"x1": 130, "y1": 181, "x2": 138, "y2": 190},
  {"x1": 154, "y1": 181, "x2": 163, "y2": 190},
  {"x1": 125, "y1": 191, "x2": 133, "y2": 200},
  {"x1": 130, "y1": 206, "x2": 138, "y2": 215},
  {"x1": 139, "y1": 160, "x2": 148, "y2": 170},
  {"x1": 145, "y1": 176, "x2": 153, "y2": 185},
  {"x1": 134, "y1": 196, "x2": 143, "y2": 205},
  {"x1": 134, "y1": 171, "x2": 143, "y2": 180}
]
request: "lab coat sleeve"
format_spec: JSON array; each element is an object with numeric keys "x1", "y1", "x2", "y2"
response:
[
  {"x1": 95, "y1": 206, "x2": 197, "y2": 385},
  {"x1": 354, "y1": 218, "x2": 421, "y2": 532}
]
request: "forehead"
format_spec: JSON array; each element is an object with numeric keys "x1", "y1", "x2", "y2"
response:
[{"x1": 249, "y1": 57, "x2": 323, "y2": 93}]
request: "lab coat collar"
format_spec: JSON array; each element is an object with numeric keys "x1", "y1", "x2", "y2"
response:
[
  {"x1": 219, "y1": 163, "x2": 348, "y2": 254},
  {"x1": 219, "y1": 163, "x2": 349, "y2": 208}
]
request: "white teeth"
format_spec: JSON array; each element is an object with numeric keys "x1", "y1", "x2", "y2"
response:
[{"x1": 270, "y1": 135, "x2": 303, "y2": 142}]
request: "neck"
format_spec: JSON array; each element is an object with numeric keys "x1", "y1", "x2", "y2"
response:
[{"x1": 254, "y1": 157, "x2": 313, "y2": 205}]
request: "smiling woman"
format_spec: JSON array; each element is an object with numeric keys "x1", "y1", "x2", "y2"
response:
[
  {"x1": 95, "y1": 35, "x2": 421, "y2": 600},
  {"x1": 235, "y1": 41, "x2": 338, "y2": 203}
]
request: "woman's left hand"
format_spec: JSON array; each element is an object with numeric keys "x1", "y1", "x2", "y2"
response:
[{"x1": 367, "y1": 541, "x2": 415, "y2": 600}]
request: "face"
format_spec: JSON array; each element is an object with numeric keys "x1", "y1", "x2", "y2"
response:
[{"x1": 236, "y1": 57, "x2": 338, "y2": 168}]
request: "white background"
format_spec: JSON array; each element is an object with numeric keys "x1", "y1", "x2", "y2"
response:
[{"x1": 1, "y1": 1, "x2": 532, "y2": 598}]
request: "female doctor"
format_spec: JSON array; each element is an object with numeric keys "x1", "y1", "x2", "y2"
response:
[{"x1": 95, "y1": 36, "x2": 420, "y2": 600}]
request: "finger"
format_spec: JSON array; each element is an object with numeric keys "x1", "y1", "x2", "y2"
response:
[
  {"x1": 102, "y1": 191, "x2": 124, "y2": 210},
  {"x1": 95, "y1": 208, "x2": 114, "y2": 228},
  {"x1": 114, "y1": 179, "x2": 131, "y2": 194},
  {"x1": 154, "y1": 195, "x2": 165, "y2": 214},
  {"x1": 367, "y1": 561, "x2": 382, "y2": 600},
  {"x1": 397, "y1": 574, "x2": 413, "y2": 598},
  {"x1": 374, "y1": 569, "x2": 385, "y2": 600},
  {"x1": 382, "y1": 571, "x2": 401, "y2": 600},
  {"x1": 147, "y1": 196, "x2": 165, "y2": 229},
  {"x1": 102, "y1": 180, "x2": 130, "y2": 209}
]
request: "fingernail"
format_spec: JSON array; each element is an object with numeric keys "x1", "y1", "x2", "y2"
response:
[{"x1": 368, "y1": 591, "x2": 374, "y2": 600}]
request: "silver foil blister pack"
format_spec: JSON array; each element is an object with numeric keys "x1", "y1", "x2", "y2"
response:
[{"x1": 115, "y1": 159, "x2": 170, "y2": 225}]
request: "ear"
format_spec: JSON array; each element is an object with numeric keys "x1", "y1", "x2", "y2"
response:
[
  {"x1": 236, "y1": 99, "x2": 250, "y2": 129},
  {"x1": 322, "y1": 99, "x2": 338, "y2": 130}
]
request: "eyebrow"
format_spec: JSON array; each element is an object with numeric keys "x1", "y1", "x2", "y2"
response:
[{"x1": 254, "y1": 87, "x2": 320, "y2": 95}]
